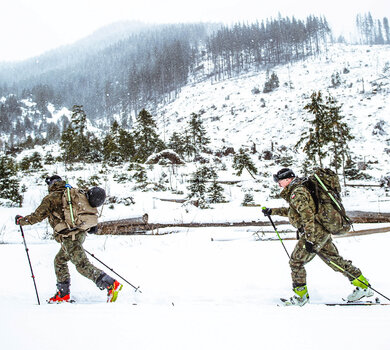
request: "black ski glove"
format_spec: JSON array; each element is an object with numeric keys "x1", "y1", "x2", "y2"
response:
[
  {"x1": 305, "y1": 240, "x2": 315, "y2": 253},
  {"x1": 15, "y1": 215, "x2": 23, "y2": 225},
  {"x1": 262, "y1": 207, "x2": 272, "y2": 216}
]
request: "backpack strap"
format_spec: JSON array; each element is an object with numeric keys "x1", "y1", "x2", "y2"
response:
[{"x1": 299, "y1": 178, "x2": 319, "y2": 213}]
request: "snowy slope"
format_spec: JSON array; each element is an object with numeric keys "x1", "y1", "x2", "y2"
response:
[
  {"x1": 155, "y1": 44, "x2": 390, "y2": 172},
  {"x1": 1, "y1": 226, "x2": 390, "y2": 350}
]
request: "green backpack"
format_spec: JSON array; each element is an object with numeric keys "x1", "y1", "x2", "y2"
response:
[{"x1": 301, "y1": 168, "x2": 352, "y2": 234}]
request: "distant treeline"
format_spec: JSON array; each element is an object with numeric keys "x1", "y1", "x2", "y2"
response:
[
  {"x1": 356, "y1": 13, "x2": 390, "y2": 45},
  {"x1": 0, "y1": 16, "x2": 330, "y2": 124},
  {"x1": 207, "y1": 16, "x2": 330, "y2": 81}
]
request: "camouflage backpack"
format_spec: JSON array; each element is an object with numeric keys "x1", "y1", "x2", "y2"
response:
[
  {"x1": 301, "y1": 168, "x2": 352, "y2": 234},
  {"x1": 54, "y1": 185, "x2": 105, "y2": 235}
]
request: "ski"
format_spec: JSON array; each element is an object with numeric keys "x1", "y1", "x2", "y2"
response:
[
  {"x1": 278, "y1": 297, "x2": 390, "y2": 307},
  {"x1": 47, "y1": 299, "x2": 76, "y2": 304},
  {"x1": 325, "y1": 301, "x2": 390, "y2": 306}
]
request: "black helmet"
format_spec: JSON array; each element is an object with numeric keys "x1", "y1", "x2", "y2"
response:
[
  {"x1": 87, "y1": 187, "x2": 106, "y2": 207},
  {"x1": 45, "y1": 175, "x2": 62, "y2": 187},
  {"x1": 273, "y1": 168, "x2": 295, "y2": 182}
]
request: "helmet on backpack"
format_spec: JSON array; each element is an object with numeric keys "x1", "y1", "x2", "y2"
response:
[
  {"x1": 273, "y1": 168, "x2": 295, "y2": 182},
  {"x1": 86, "y1": 187, "x2": 106, "y2": 207},
  {"x1": 45, "y1": 175, "x2": 62, "y2": 187}
]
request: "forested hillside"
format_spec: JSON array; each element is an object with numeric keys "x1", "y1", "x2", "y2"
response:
[{"x1": 0, "y1": 16, "x2": 332, "y2": 132}]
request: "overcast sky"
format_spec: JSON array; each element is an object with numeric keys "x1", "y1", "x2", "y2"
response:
[{"x1": 1, "y1": 0, "x2": 389, "y2": 62}]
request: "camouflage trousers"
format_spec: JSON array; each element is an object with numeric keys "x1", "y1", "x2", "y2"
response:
[
  {"x1": 54, "y1": 231, "x2": 103, "y2": 284},
  {"x1": 290, "y1": 236, "x2": 362, "y2": 287}
]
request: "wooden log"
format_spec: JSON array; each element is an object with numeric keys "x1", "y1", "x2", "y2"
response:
[
  {"x1": 97, "y1": 214, "x2": 148, "y2": 235},
  {"x1": 95, "y1": 211, "x2": 390, "y2": 235}
]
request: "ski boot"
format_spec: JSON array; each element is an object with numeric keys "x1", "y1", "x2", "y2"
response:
[
  {"x1": 347, "y1": 274, "x2": 374, "y2": 302},
  {"x1": 281, "y1": 285, "x2": 309, "y2": 306},
  {"x1": 96, "y1": 273, "x2": 123, "y2": 302},
  {"x1": 48, "y1": 280, "x2": 71, "y2": 303}
]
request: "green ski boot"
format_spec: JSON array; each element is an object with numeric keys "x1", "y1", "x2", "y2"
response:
[
  {"x1": 347, "y1": 275, "x2": 374, "y2": 302},
  {"x1": 281, "y1": 285, "x2": 309, "y2": 306}
]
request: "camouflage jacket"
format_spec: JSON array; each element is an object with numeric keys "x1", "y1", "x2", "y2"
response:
[
  {"x1": 271, "y1": 178, "x2": 329, "y2": 244},
  {"x1": 19, "y1": 181, "x2": 67, "y2": 231}
]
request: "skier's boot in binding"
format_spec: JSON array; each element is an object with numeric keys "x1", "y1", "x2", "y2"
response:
[
  {"x1": 48, "y1": 280, "x2": 71, "y2": 303},
  {"x1": 347, "y1": 274, "x2": 374, "y2": 302},
  {"x1": 96, "y1": 273, "x2": 123, "y2": 302},
  {"x1": 281, "y1": 285, "x2": 309, "y2": 306}
]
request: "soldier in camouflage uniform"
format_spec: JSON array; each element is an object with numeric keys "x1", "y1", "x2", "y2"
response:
[
  {"x1": 262, "y1": 168, "x2": 373, "y2": 306},
  {"x1": 15, "y1": 175, "x2": 122, "y2": 303}
]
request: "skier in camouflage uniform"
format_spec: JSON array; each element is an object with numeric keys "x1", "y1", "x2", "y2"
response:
[
  {"x1": 262, "y1": 168, "x2": 373, "y2": 306},
  {"x1": 15, "y1": 175, "x2": 122, "y2": 303}
]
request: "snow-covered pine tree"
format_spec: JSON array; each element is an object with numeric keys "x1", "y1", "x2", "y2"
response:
[
  {"x1": 188, "y1": 112, "x2": 210, "y2": 155},
  {"x1": 207, "y1": 170, "x2": 225, "y2": 204},
  {"x1": 242, "y1": 193, "x2": 255, "y2": 206},
  {"x1": 263, "y1": 71, "x2": 279, "y2": 93},
  {"x1": 295, "y1": 91, "x2": 331, "y2": 167},
  {"x1": 44, "y1": 152, "x2": 56, "y2": 165},
  {"x1": 60, "y1": 105, "x2": 90, "y2": 165},
  {"x1": 0, "y1": 155, "x2": 23, "y2": 206},
  {"x1": 325, "y1": 94, "x2": 354, "y2": 183},
  {"x1": 132, "y1": 164, "x2": 148, "y2": 190},
  {"x1": 29, "y1": 152, "x2": 43, "y2": 170},
  {"x1": 187, "y1": 166, "x2": 217, "y2": 208},
  {"x1": 103, "y1": 121, "x2": 123, "y2": 165},
  {"x1": 232, "y1": 148, "x2": 258, "y2": 178},
  {"x1": 133, "y1": 109, "x2": 165, "y2": 163},
  {"x1": 168, "y1": 132, "x2": 186, "y2": 158}
]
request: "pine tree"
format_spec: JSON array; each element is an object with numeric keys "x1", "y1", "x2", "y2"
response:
[
  {"x1": 187, "y1": 166, "x2": 216, "y2": 208},
  {"x1": 182, "y1": 129, "x2": 196, "y2": 160},
  {"x1": 44, "y1": 152, "x2": 56, "y2": 165},
  {"x1": 188, "y1": 112, "x2": 210, "y2": 155},
  {"x1": 325, "y1": 94, "x2": 354, "y2": 181},
  {"x1": 296, "y1": 91, "x2": 354, "y2": 177},
  {"x1": 71, "y1": 105, "x2": 89, "y2": 161},
  {"x1": 383, "y1": 17, "x2": 390, "y2": 44},
  {"x1": 60, "y1": 105, "x2": 90, "y2": 165},
  {"x1": 263, "y1": 71, "x2": 280, "y2": 93},
  {"x1": 60, "y1": 123, "x2": 78, "y2": 166},
  {"x1": 118, "y1": 127, "x2": 135, "y2": 161},
  {"x1": 132, "y1": 165, "x2": 148, "y2": 190},
  {"x1": 232, "y1": 148, "x2": 258, "y2": 178},
  {"x1": 168, "y1": 132, "x2": 186, "y2": 157},
  {"x1": 242, "y1": 193, "x2": 255, "y2": 206},
  {"x1": 103, "y1": 121, "x2": 122, "y2": 164},
  {"x1": 295, "y1": 91, "x2": 331, "y2": 167},
  {"x1": 133, "y1": 109, "x2": 165, "y2": 162},
  {"x1": 30, "y1": 152, "x2": 43, "y2": 170},
  {"x1": 19, "y1": 156, "x2": 31, "y2": 172},
  {"x1": 207, "y1": 170, "x2": 225, "y2": 204},
  {"x1": 85, "y1": 133, "x2": 103, "y2": 163},
  {"x1": 0, "y1": 155, "x2": 23, "y2": 206}
]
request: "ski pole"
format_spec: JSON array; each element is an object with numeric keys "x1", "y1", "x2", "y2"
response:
[
  {"x1": 19, "y1": 225, "x2": 40, "y2": 305},
  {"x1": 84, "y1": 249, "x2": 142, "y2": 293},
  {"x1": 262, "y1": 207, "x2": 290, "y2": 259},
  {"x1": 316, "y1": 251, "x2": 390, "y2": 302}
]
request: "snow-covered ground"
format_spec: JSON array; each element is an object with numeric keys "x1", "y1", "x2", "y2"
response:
[
  {"x1": 1, "y1": 42, "x2": 390, "y2": 349},
  {"x1": 1, "y1": 224, "x2": 390, "y2": 350}
]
